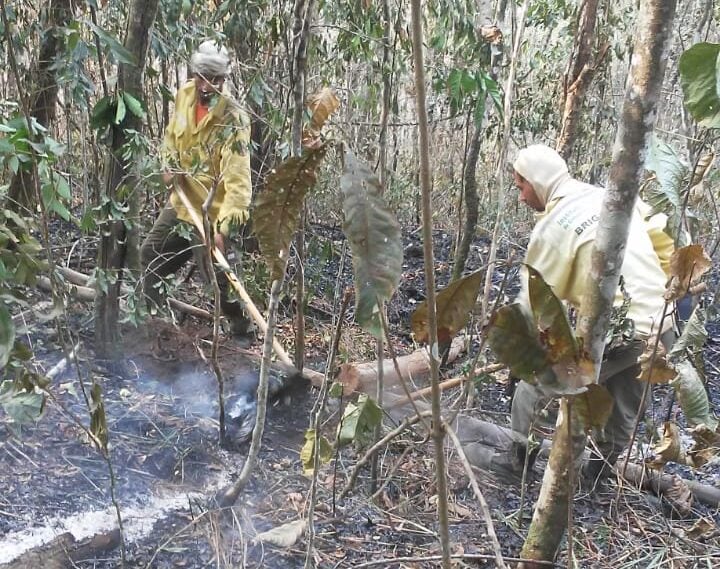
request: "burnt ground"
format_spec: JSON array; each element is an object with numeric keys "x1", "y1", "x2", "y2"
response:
[{"x1": 1, "y1": 225, "x2": 720, "y2": 568}]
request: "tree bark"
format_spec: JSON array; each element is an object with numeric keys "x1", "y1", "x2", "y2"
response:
[
  {"x1": 520, "y1": 1, "x2": 678, "y2": 565},
  {"x1": 7, "y1": 0, "x2": 73, "y2": 212},
  {"x1": 555, "y1": 0, "x2": 603, "y2": 161},
  {"x1": 95, "y1": 0, "x2": 160, "y2": 360},
  {"x1": 452, "y1": 124, "x2": 481, "y2": 281}
]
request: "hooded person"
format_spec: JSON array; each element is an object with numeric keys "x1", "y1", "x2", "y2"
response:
[
  {"x1": 500, "y1": 144, "x2": 674, "y2": 481},
  {"x1": 140, "y1": 40, "x2": 253, "y2": 337}
]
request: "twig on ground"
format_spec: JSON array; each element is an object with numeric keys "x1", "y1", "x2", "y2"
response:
[{"x1": 444, "y1": 421, "x2": 508, "y2": 569}]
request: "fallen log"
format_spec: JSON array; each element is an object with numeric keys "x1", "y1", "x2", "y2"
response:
[{"x1": 0, "y1": 529, "x2": 120, "y2": 569}]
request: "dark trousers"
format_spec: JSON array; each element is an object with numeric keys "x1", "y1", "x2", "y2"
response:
[{"x1": 140, "y1": 203, "x2": 250, "y2": 331}]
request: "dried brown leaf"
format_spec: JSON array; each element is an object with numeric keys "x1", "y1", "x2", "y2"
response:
[
  {"x1": 336, "y1": 363, "x2": 360, "y2": 396},
  {"x1": 573, "y1": 384, "x2": 614, "y2": 432},
  {"x1": 648, "y1": 422, "x2": 685, "y2": 469},
  {"x1": 307, "y1": 87, "x2": 340, "y2": 132},
  {"x1": 688, "y1": 424, "x2": 720, "y2": 468},
  {"x1": 665, "y1": 244, "x2": 712, "y2": 301},
  {"x1": 687, "y1": 518, "x2": 718, "y2": 540},
  {"x1": 663, "y1": 475, "x2": 693, "y2": 517},
  {"x1": 638, "y1": 340, "x2": 677, "y2": 384},
  {"x1": 479, "y1": 24, "x2": 503, "y2": 44},
  {"x1": 255, "y1": 520, "x2": 307, "y2": 547}
]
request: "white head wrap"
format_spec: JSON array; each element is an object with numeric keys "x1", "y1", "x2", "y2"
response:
[
  {"x1": 512, "y1": 144, "x2": 571, "y2": 207},
  {"x1": 191, "y1": 40, "x2": 230, "y2": 77}
]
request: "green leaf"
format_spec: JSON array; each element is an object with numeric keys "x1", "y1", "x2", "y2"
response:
[
  {"x1": 114, "y1": 94, "x2": 126, "y2": 125},
  {"x1": 573, "y1": 384, "x2": 614, "y2": 432},
  {"x1": 527, "y1": 265, "x2": 578, "y2": 363},
  {"x1": 679, "y1": 43, "x2": 720, "y2": 128},
  {"x1": 89, "y1": 382, "x2": 109, "y2": 450},
  {"x1": 670, "y1": 306, "x2": 707, "y2": 359},
  {"x1": 486, "y1": 303, "x2": 551, "y2": 384},
  {"x1": 0, "y1": 303, "x2": 16, "y2": 368},
  {"x1": 252, "y1": 145, "x2": 328, "y2": 280},
  {"x1": 87, "y1": 22, "x2": 137, "y2": 66},
  {"x1": 341, "y1": 150, "x2": 402, "y2": 337},
  {"x1": 671, "y1": 359, "x2": 718, "y2": 430},
  {"x1": 0, "y1": 381, "x2": 44, "y2": 424},
  {"x1": 90, "y1": 95, "x2": 115, "y2": 130},
  {"x1": 337, "y1": 394, "x2": 383, "y2": 447},
  {"x1": 644, "y1": 135, "x2": 687, "y2": 211},
  {"x1": 411, "y1": 269, "x2": 483, "y2": 344},
  {"x1": 300, "y1": 429, "x2": 333, "y2": 476},
  {"x1": 122, "y1": 91, "x2": 146, "y2": 119}
]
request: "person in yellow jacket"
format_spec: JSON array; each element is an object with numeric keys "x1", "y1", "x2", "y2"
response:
[
  {"x1": 505, "y1": 144, "x2": 674, "y2": 481},
  {"x1": 141, "y1": 40, "x2": 252, "y2": 335}
]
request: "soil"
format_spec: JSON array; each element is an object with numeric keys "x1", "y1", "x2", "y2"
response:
[{"x1": 1, "y1": 226, "x2": 719, "y2": 568}]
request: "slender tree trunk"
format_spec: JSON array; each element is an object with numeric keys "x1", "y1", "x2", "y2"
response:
[
  {"x1": 95, "y1": 0, "x2": 160, "y2": 360},
  {"x1": 291, "y1": 0, "x2": 315, "y2": 373},
  {"x1": 452, "y1": 124, "x2": 481, "y2": 281},
  {"x1": 7, "y1": 0, "x2": 73, "y2": 212},
  {"x1": 409, "y1": 1, "x2": 452, "y2": 566},
  {"x1": 555, "y1": 0, "x2": 602, "y2": 160},
  {"x1": 519, "y1": 1, "x2": 678, "y2": 565}
]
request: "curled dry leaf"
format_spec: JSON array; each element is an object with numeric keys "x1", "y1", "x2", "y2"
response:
[
  {"x1": 306, "y1": 88, "x2": 340, "y2": 132},
  {"x1": 663, "y1": 475, "x2": 694, "y2": 517},
  {"x1": 573, "y1": 384, "x2": 614, "y2": 432},
  {"x1": 688, "y1": 423, "x2": 720, "y2": 468},
  {"x1": 637, "y1": 340, "x2": 677, "y2": 384},
  {"x1": 664, "y1": 244, "x2": 712, "y2": 301},
  {"x1": 687, "y1": 518, "x2": 718, "y2": 540},
  {"x1": 479, "y1": 24, "x2": 503, "y2": 44},
  {"x1": 648, "y1": 421, "x2": 685, "y2": 469},
  {"x1": 255, "y1": 519, "x2": 307, "y2": 548}
]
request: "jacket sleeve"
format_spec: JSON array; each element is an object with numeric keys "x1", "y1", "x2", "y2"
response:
[{"x1": 217, "y1": 111, "x2": 252, "y2": 235}]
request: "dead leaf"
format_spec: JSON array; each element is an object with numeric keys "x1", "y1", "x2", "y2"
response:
[
  {"x1": 648, "y1": 422, "x2": 685, "y2": 469},
  {"x1": 663, "y1": 475, "x2": 693, "y2": 517},
  {"x1": 665, "y1": 244, "x2": 712, "y2": 301},
  {"x1": 336, "y1": 363, "x2": 360, "y2": 395},
  {"x1": 637, "y1": 340, "x2": 677, "y2": 384},
  {"x1": 255, "y1": 520, "x2": 307, "y2": 547},
  {"x1": 573, "y1": 384, "x2": 614, "y2": 432},
  {"x1": 687, "y1": 517, "x2": 718, "y2": 540},
  {"x1": 306, "y1": 87, "x2": 340, "y2": 132},
  {"x1": 688, "y1": 424, "x2": 720, "y2": 468},
  {"x1": 479, "y1": 24, "x2": 503, "y2": 44}
]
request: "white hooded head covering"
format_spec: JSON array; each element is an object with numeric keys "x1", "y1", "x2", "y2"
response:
[
  {"x1": 191, "y1": 40, "x2": 230, "y2": 77},
  {"x1": 512, "y1": 144, "x2": 571, "y2": 207}
]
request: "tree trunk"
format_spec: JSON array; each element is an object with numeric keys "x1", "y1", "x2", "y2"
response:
[
  {"x1": 451, "y1": 124, "x2": 481, "y2": 281},
  {"x1": 290, "y1": 0, "x2": 315, "y2": 373},
  {"x1": 520, "y1": 0, "x2": 678, "y2": 565},
  {"x1": 7, "y1": 0, "x2": 73, "y2": 212},
  {"x1": 555, "y1": 0, "x2": 602, "y2": 160},
  {"x1": 94, "y1": 0, "x2": 160, "y2": 360}
]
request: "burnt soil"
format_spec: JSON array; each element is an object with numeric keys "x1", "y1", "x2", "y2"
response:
[{"x1": 1, "y1": 225, "x2": 719, "y2": 568}]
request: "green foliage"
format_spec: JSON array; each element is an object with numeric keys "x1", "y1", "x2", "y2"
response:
[
  {"x1": 486, "y1": 266, "x2": 590, "y2": 393},
  {"x1": 341, "y1": 151, "x2": 402, "y2": 338},
  {"x1": 439, "y1": 68, "x2": 502, "y2": 124},
  {"x1": 679, "y1": 43, "x2": 720, "y2": 129},
  {"x1": 91, "y1": 92, "x2": 147, "y2": 141},
  {"x1": 337, "y1": 393, "x2": 383, "y2": 448},
  {"x1": 411, "y1": 269, "x2": 483, "y2": 344}
]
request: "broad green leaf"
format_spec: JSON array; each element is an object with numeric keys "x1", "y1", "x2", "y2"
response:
[
  {"x1": 670, "y1": 306, "x2": 707, "y2": 359},
  {"x1": 527, "y1": 265, "x2": 578, "y2": 363},
  {"x1": 90, "y1": 95, "x2": 114, "y2": 130},
  {"x1": 0, "y1": 303, "x2": 15, "y2": 368},
  {"x1": 114, "y1": 94, "x2": 126, "y2": 125},
  {"x1": 341, "y1": 151, "x2": 402, "y2": 337},
  {"x1": 300, "y1": 429, "x2": 333, "y2": 476},
  {"x1": 337, "y1": 393, "x2": 382, "y2": 447},
  {"x1": 252, "y1": 145, "x2": 327, "y2": 280},
  {"x1": 90, "y1": 382, "x2": 108, "y2": 450},
  {"x1": 122, "y1": 92, "x2": 146, "y2": 119},
  {"x1": 0, "y1": 379, "x2": 45, "y2": 424},
  {"x1": 679, "y1": 43, "x2": 720, "y2": 128},
  {"x1": 644, "y1": 136, "x2": 687, "y2": 211},
  {"x1": 87, "y1": 23, "x2": 137, "y2": 66},
  {"x1": 411, "y1": 269, "x2": 483, "y2": 344},
  {"x1": 671, "y1": 359, "x2": 718, "y2": 430},
  {"x1": 573, "y1": 384, "x2": 614, "y2": 432},
  {"x1": 486, "y1": 304, "x2": 551, "y2": 383}
]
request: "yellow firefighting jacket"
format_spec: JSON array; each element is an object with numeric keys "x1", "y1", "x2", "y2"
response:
[{"x1": 163, "y1": 81, "x2": 251, "y2": 235}]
